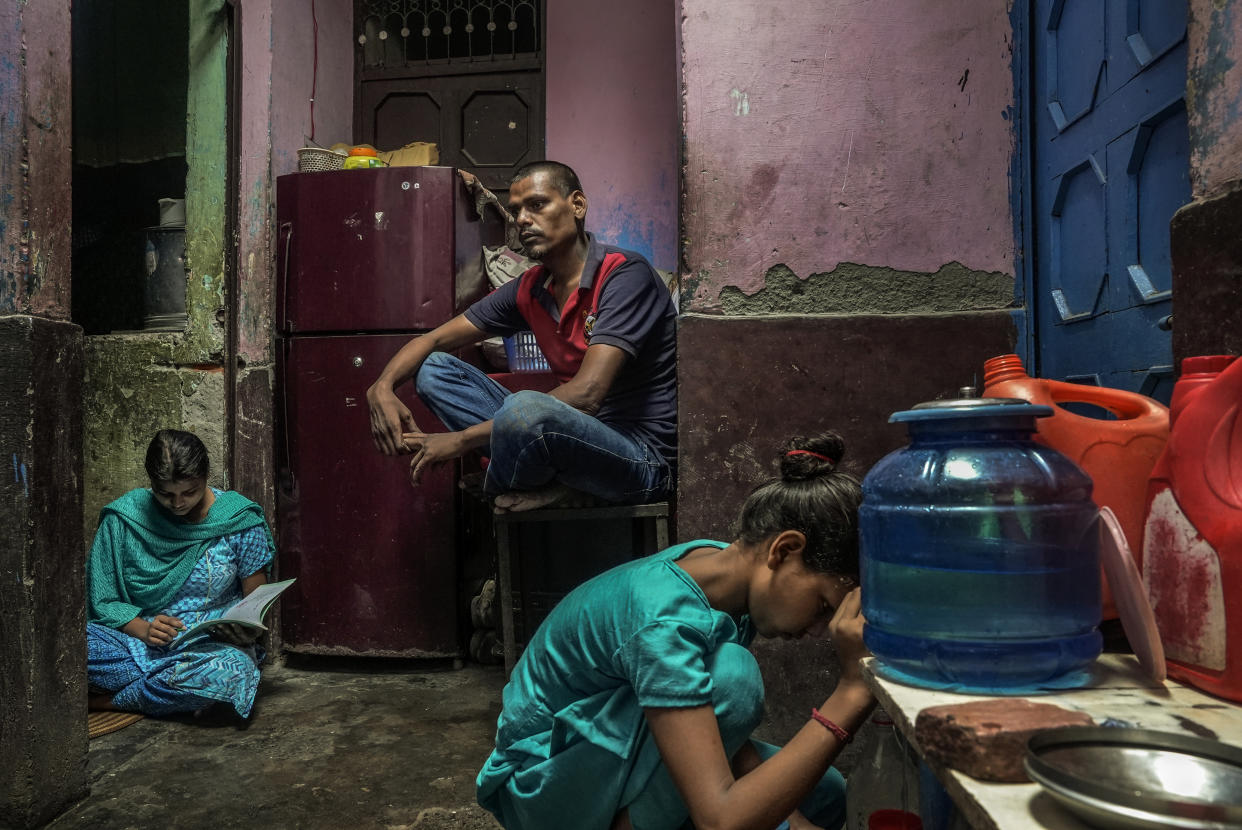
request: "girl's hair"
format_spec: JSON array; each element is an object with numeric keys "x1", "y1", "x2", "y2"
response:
[
  {"x1": 144, "y1": 429, "x2": 210, "y2": 483},
  {"x1": 732, "y1": 433, "x2": 863, "y2": 577}
]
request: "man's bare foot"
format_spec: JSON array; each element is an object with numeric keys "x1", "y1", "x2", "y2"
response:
[{"x1": 493, "y1": 484, "x2": 576, "y2": 514}]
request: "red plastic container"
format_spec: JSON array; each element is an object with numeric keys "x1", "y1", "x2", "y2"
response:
[
  {"x1": 1143, "y1": 354, "x2": 1242, "y2": 701},
  {"x1": 982, "y1": 355, "x2": 1169, "y2": 619}
]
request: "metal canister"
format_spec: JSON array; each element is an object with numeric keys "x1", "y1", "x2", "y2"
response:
[{"x1": 142, "y1": 227, "x2": 188, "y2": 331}]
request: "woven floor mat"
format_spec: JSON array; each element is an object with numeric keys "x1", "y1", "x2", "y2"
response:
[{"x1": 88, "y1": 710, "x2": 144, "y2": 739}]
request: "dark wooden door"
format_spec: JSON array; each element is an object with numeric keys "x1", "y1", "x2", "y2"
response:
[
  {"x1": 357, "y1": 69, "x2": 544, "y2": 193},
  {"x1": 353, "y1": 0, "x2": 545, "y2": 194}
]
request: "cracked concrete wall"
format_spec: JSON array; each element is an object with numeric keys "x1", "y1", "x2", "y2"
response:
[
  {"x1": 0, "y1": 0, "x2": 73, "y2": 319},
  {"x1": 681, "y1": 0, "x2": 1018, "y2": 314},
  {"x1": 0, "y1": 2, "x2": 85, "y2": 825},
  {"x1": 719, "y1": 261, "x2": 1016, "y2": 316},
  {"x1": 677, "y1": 0, "x2": 1022, "y2": 751},
  {"x1": 82, "y1": 1, "x2": 231, "y2": 537},
  {"x1": 1188, "y1": 0, "x2": 1242, "y2": 199},
  {"x1": 1170, "y1": 3, "x2": 1242, "y2": 364}
]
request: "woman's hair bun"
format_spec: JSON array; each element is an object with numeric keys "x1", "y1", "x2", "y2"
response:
[{"x1": 779, "y1": 433, "x2": 846, "y2": 482}]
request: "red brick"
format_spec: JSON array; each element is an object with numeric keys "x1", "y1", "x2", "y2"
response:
[{"x1": 914, "y1": 699, "x2": 1094, "y2": 782}]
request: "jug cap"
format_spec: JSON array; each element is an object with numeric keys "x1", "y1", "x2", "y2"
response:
[
  {"x1": 1181, "y1": 355, "x2": 1235, "y2": 376},
  {"x1": 892, "y1": 390, "x2": 1052, "y2": 423}
]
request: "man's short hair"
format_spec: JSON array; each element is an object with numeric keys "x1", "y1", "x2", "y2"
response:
[{"x1": 510, "y1": 161, "x2": 583, "y2": 197}]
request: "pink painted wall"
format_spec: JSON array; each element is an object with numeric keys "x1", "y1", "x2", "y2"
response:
[
  {"x1": 546, "y1": 0, "x2": 679, "y2": 271},
  {"x1": 271, "y1": 0, "x2": 354, "y2": 178},
  {"x1": 236, "y1": 0, "x2": 352, "y2": 362},
  {"x1": 238, "y1": 0, "x2": 276, "y2": 364},
  {"x1": 1188, "y1": 0, "x2": 1242, "y2": 198},
  {"x1": 682, "y1": 0, "x2": 1017, "y2": 310}
]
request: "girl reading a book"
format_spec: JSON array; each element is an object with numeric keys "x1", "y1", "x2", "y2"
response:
[
  {"x1": 476, "y1": 433, "x2": 875, "y2": 830},
  {"x1": 86, "y1": 429, "x2": 277, "y2": 718}
]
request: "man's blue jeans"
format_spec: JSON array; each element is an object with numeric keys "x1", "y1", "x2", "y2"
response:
[{"x1": 414, "y1": 352, "x2": 670, "y2": 503}]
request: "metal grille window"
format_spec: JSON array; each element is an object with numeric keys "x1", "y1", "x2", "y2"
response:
[{"x1": 357, "y1": 0, "x2": 540, "y2": 67}]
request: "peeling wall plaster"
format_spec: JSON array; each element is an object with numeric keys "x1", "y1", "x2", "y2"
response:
[
  {"x1": 1188, "y1": 0, "x2": 1242, "y2": 198},
  {"x1": 681, "y1": 0, "x2": 1018, "y2": 311}
]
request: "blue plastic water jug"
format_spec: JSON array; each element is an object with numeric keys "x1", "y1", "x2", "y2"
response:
[{"x1": 860, "y1": 391, "x2": 1102, "y2": 689}]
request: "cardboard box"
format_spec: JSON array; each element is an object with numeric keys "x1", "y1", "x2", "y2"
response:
[{"x1": 379, "y1": 141, "x2": 439, "y2": 168}]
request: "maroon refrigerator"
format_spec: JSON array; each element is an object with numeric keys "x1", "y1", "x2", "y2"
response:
[{"x1": 275, "y1": 166, "x2": 498, "y2": 657}]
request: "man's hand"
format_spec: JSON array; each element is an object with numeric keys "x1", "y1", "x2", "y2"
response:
[
  {"x1": 404, "y1": 431, "x2": 469, "y2": 486},
  {"x1": 367, "y1": 383, "x2": 419, "y2": 456}
]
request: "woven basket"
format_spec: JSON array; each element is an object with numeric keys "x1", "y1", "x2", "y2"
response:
[{"x1": 297, "y1": 147, "x2": 347, "y2": 173}]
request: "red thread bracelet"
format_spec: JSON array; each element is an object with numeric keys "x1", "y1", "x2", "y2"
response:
[{"x1": 810, "y1": 708, "x2": 852, "y2": 743}]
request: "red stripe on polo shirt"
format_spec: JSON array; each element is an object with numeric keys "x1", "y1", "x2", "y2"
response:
[{"x1": 514, "y1": 253, "x2": 629, "y2": 383}]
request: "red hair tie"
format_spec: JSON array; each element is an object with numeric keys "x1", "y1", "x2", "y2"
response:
[{"x1": 786, "y1": 449, "x2": 837, "y2": 465}]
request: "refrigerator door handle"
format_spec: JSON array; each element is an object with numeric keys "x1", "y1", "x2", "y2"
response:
[
  {"x1": 280, "y1": 221, "x2": 294, "y2": 333},
  {"x1": 279, "y1": 335, "x2": 296, "y2": 492}
]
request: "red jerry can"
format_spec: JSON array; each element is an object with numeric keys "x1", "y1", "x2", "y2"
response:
[
  {"x1": 982, "y1": 354, "x2": 1169, "y2": 620},
  {"x1": 1143, "y1": 354, "x2": 1242, "y2": 701}
]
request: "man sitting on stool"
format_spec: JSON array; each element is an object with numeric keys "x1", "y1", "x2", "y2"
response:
[{"x1": 366, "y1": 160, "x2": 676, "y2": 513}]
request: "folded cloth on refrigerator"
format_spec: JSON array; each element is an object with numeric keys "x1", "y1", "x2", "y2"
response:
[{"x1": 461, "y1": 171, "x2": 525, "y2": 253}]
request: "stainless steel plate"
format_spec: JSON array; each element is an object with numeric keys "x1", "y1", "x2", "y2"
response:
[{"x1": 1025, "y1": 727, "x2": 1242, "y2": 829}]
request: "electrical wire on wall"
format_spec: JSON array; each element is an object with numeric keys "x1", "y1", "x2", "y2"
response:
[{"x1": 309, "y1": 0, "x2": 319, "y2": 143}]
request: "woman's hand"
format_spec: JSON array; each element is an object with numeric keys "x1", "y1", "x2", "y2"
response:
[
  {"x1": 141, "y1": 614, "x2": 184, "y2": 646},
  {"x1": 828, "y1": 587, "x2": 870, "y2": 685}
]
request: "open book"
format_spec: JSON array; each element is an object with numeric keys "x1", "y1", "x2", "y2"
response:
[{"x1": 175, "y1": 578, "x2": 296, "y2": 642}]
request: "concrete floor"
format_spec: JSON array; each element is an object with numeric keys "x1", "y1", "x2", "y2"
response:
[
  {"x1": 47, "y1": 642, "x2": 870, "y2": 830},
  {"x1": 48, "y1": 657, "x2": 506, "y2": 830}
]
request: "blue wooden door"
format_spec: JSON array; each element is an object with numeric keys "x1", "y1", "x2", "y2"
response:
[{"x1": 1031, "y1": 1, "x2": 1189, "y2": 402}]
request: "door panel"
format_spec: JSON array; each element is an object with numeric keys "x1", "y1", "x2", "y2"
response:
[
  {"x1": 1031, "y1": 0, "x2": 1189, "y2": 402},
  {"x1": 276, "y1": 166, "x2": 486, "y2": 333},
  {"x1": 358, "y1": 70, "x2": 545, "y2": 194},
  {"x1": 277, "y1": 333, "x2": 459, "y2": 656}
]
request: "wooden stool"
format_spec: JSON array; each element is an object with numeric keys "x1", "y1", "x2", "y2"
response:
[{"x1": 495, "y1": 502, "x2": 670, "y2": 674}]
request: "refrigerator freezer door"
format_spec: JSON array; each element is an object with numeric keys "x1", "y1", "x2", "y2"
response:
[
  {"x1": 278, "y1": 333, "x2": 459, "y2": 656},
  {"x1": 276, "y1": 166, "x2": 489, "y2": 334}
]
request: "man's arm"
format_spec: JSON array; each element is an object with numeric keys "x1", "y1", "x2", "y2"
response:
[
  {"x1": 405, "y1": 343, "x2": 627, "y2": 486},
  {"x1": 366, "y1": 314, "x2": 487, "y2": 455},
  {"x1": 548, "y1": 343, "x2": 629, "y2": 415}
]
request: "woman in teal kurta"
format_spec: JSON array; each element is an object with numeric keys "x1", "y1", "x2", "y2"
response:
[
  {"x1": 86, "y1": 429, "x2": 277, "y2": 718},
  {"x1": 478, "y1": 434, "x2": 876, "y2": 830}
]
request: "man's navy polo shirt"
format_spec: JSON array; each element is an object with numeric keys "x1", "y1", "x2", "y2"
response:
[{"x1": 463, "y1": 235, "x2": 677, "y2": 468}]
